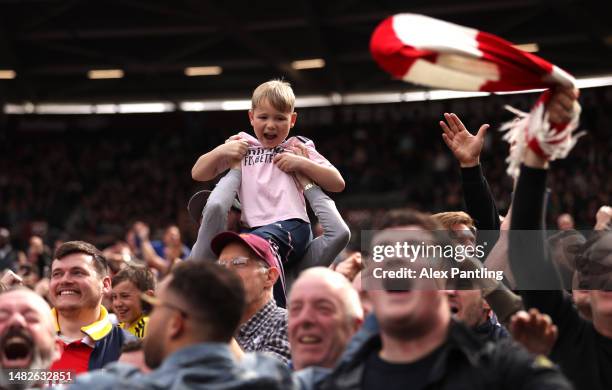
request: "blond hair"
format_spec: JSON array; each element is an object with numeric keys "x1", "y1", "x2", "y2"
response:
[
  {"x1": 251, "y1": 79, "x2": 295, "y2": 113},
  {"x1": 431, "y1": 211, "x2": 475, "y2": 230}
]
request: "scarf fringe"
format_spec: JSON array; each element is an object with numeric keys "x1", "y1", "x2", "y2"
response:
[{"x1": 500, "y1": 96, "x2": 585, "y2": 178}]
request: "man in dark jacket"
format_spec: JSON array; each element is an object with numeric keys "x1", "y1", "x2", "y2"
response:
[{"x1": 312, "y1": 213, "x2": 572, "y2": 390}]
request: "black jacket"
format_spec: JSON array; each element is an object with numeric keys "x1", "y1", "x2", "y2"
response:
[
  {"x1": 510, "y1": 165, "x2": 612, "y2": 390},
  {"x1": 318, "y1": 320, "x2": 572, "y2": 390}
]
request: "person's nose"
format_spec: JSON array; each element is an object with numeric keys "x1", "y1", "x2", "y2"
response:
[
  {"x1": 265, "y1": 119, "x2": 276, "y2": 129},
  {"x1": 294, "y1": 305, "x2": 317, "y2": 327},
  {"x1": 6, "y1": 312, "x2": 27, "y2": 328}
]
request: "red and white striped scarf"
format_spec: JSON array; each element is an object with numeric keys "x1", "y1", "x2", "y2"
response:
[{"x1": 370, "y1": 13, "x2": 584, "y2": 176}]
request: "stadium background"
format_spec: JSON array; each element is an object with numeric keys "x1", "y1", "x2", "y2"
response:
[{"x1": 0, "y1": 0, "x2": 610, "y2": 249}]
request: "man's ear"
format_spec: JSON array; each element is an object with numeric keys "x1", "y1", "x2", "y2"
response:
[
  {"x1": 168, "y1": 311, "x2": 185, "y2": 340},
  {"x1": 264, "y1": 267, "x2": 280, "y2": 288},
  {"x1": 102, "y1": 276, "x2": 112, "y2": 295}
]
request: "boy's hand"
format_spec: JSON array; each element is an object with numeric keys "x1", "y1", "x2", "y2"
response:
[
  {"x1": 440, "y1": 113, "x2": 489, "y2": 168},
  {"x1": 274, "y1": 148, "x2": 308, "y2": 173},
  {"x1": 220, "y1": 135, "x2": 248, "y2": 169}
]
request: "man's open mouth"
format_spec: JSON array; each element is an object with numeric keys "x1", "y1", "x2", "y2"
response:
[
  {"x1": 298, "y1": 334, "x2": 323, "y2": 345},
  {"x1": 0, "y1": 328, "x2": 34, "y2": 368}
]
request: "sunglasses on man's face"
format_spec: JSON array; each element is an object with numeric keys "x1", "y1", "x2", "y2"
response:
[{"x1": 140, "y1": 293, "x2": 189, "y2": 318}]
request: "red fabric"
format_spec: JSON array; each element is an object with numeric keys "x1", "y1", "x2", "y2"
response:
[
  {"x1": 370, "y1": 14, "x2": 572, "y2": 92},
  {"x1": 369, "y1": 16, "x2": 436, "y2": 79},
  {"x1": 50, "y1": 339, "x2": 92, "y2": 374}
]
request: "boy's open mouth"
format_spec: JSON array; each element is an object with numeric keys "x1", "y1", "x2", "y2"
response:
[{"x1": 263, "y1": 133, "x2": 277, "y2": 141}]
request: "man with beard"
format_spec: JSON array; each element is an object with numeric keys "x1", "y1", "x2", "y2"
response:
[
  {"x1": 48, "y1": 241, "x2": 133, "y2": 373},
  {"x1": 67, "y1": 261, "x2": 293, "y2": 389},
  {"x1": 0, "y1": 288, "x2": 60, "y2": 388}
]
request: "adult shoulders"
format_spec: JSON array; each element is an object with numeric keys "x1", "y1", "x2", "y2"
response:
[
  {"x1": 241, "y1": 352, "x2": 295, "y2": 388},
  {"x1": 67, "y1": 362, "x2": 145, "y2": 389}
]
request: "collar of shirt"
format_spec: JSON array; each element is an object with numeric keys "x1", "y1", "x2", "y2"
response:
[
  {"x1": 120, "y1": 315, "x2": 149, "y2": 338},
  {"x1": 52, "y1": 305, "x2": 114, "y2": 343},
  {"x1": 238, "y1": 299, "x2": 285, "y2": 339}
]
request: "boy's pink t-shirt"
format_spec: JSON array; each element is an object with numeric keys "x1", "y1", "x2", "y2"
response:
[{"x1": 237, "y1": 131, "x2": 333, "y2": 228}]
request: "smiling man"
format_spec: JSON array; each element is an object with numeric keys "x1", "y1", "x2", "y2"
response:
[
  {"x1": 211, "y1": 231, "x2": 291, "y2": 364},
  {"x1": 288, "y1": 267, "x2": 363, "y2": 370},
  {"x1": 48, "y1": 241, "x2": 133, "y2": 373}
]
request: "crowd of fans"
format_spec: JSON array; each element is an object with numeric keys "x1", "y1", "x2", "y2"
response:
[
  {"x1": 0, "y1": 81, "x2": 609, "y2": 389},
  {"x1": 1, "y1": 87, "x2": 610, "y2": 251}
]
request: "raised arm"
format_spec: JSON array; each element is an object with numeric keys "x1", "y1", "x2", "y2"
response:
[
  {"x1": 285, "y1": 144, "x2": 350, "y2": 284},
  {"x1": 509, "y1": 88, "x2": 584, "y2": 331},
  {"x1": 191, "y1": 136, "x2": 248, "y2": 181},
  {"x1": 189, "y1": 169, "x2": 241, "y2": 262},
  {"x1": 440, "y1": 113, "x2": 500, "y2": 230},
  {"x1": 440, "y1": 113, "x2": 500, "y2": 262},
  {"x1": 301, "y1": 186, "x2": 350, "y2": 270}
]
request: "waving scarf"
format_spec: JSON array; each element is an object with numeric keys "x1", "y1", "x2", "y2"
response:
[{"x1": 370, "y1": 13, "x2": 584, "y2": 176}]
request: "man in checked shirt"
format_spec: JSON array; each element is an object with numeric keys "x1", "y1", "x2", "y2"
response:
[{"x1": 211, "y1": 231, "x2": 290, "y2": 364}]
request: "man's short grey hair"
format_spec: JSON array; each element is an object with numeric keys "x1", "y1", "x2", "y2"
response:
[{"x1": 294, "y1": 267, "x2": 364, "y2": 321}]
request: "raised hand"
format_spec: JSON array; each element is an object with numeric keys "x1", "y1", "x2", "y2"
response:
[
  {"x1": 330, "y1": 252, "x2": 364, "y2": 282},
  {"x1": 547, "y1": 87, "x2": 579, "y2": 125},
  {"x1": 1, "y1": 270, "x2": 23, "y2": 288},
  {"x1": 133, "y1": 221, "x2": 150, "y2": 241},
  {"x1": 440, "y1": 113, "x2": 489, "y2": 168},
  {"x1": 510, "y1": 308, "x2": 558, "y2": 356}
]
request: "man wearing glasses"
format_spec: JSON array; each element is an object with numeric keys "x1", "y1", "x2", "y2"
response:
[
  {"x1": 69, "y1": 261, "x2": 293, "y2": 389},
  {"x1": 211, "y1": 231, "x2": 291, "y2": 365}
]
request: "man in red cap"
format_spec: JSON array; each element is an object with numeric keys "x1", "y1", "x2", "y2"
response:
[{"x1": 210, "y1": 231, "x2": 290, "y2": 364}]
